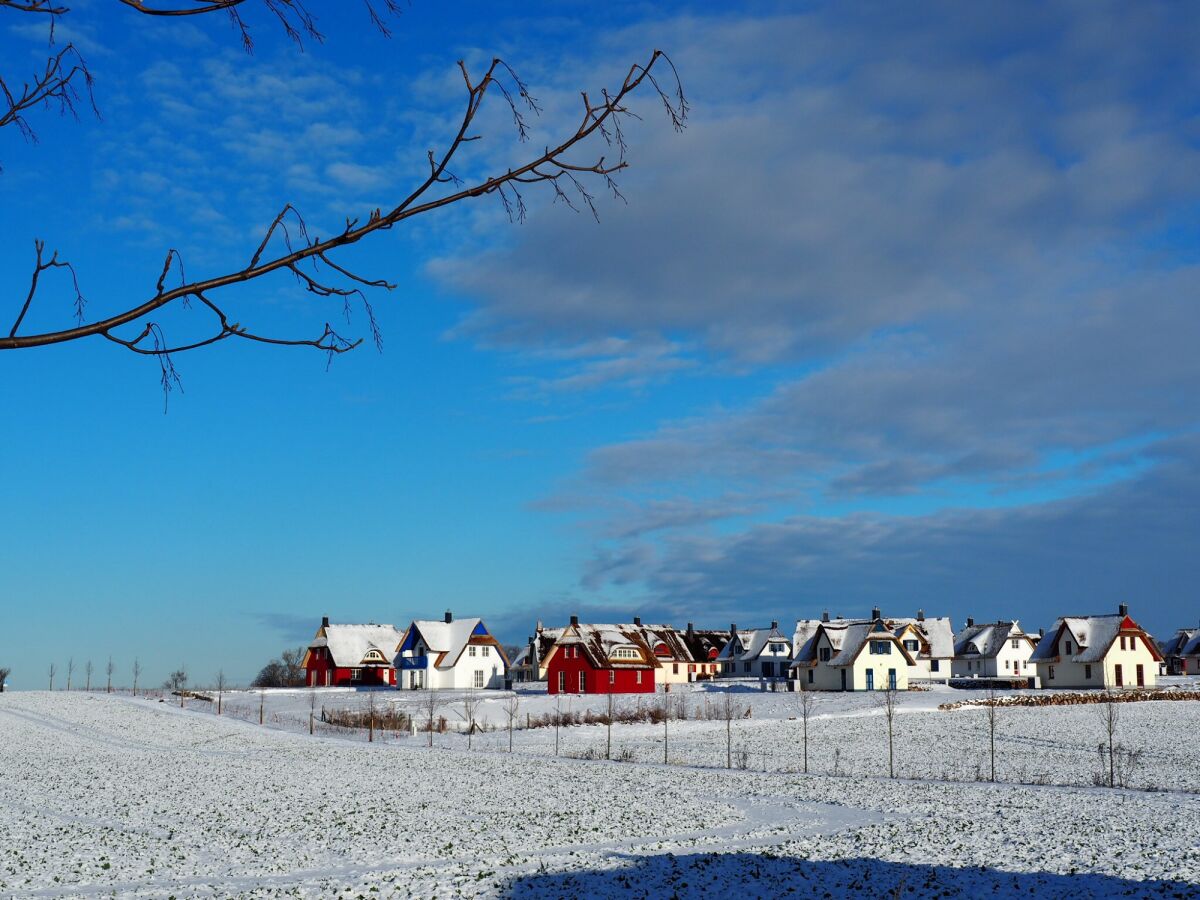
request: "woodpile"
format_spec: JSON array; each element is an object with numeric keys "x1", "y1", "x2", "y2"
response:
[{"x1": 938, "y1": 688, "x2": 1200, "y2": 711}]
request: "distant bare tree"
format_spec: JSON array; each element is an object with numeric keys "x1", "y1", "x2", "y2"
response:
[
  {"x1": 252, "y1": 646, "x2": 306, "y2": 687},
  {"x1": 0, "y1": 665, "x2": 10, "y2": 692},
  {"x1": 420, "y1": 690, "x2": 442, "y2": 748},
  {"x1": 131, "y1": 658, "x2": 142, "y2": 695},
  {"x1": 47, "y1": 662, "x2": 56, "y2": 690},
  {"x1": 215, "y1": 670, "x2": 227, "y2": 715},
  {"x1": 873, "y1": 681, "x2": 900, "y2": 779},
  {"x1": 258, "y1": 688, "x2": 265, "y2": 725},
  {"x1": 309, "y1": 688, "x2": 318, "y2": 735},
  {"x1": 84, "y1": 659, "x2": 93, "y2": 691},
  {"x1": 797, "y1": 682, "x2": 819, "y2": 775},
  {"x1": 661, "y1": 693, "x2": 671, "y2": 764},
  {"x1": 66, "y1": 657, "x2": 74, "y2": 691},
  {"x1": 366, "y1": 691, "x2": 377, "y2": 742},
  {"x1": 105, "y1": 657, "x2": 114, "y2": 693},
  {"x1": 458, "y1": 690, "x2": 482, "y2": 750},
  {"x1": 164, "y1": 666, "x2": 188, "y2": 692},
  {"x1": 501, "y1": 693, "x2": 521, "y2": 753},
  {"x1": 554, "y1": 694, "x2": 562, "y2": 757}
]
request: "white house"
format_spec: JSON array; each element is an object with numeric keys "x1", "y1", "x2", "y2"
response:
[
  {"x1": 717, "y1": 622, "x2": 792, "y2": 681},
  {"x1": 1030, "y1": 605, "x2": 1162, "y2": 689},
  {"x1": 952, "y1": 618, "x2": 1038, "y2": 681},
  {"x1": 394, "y1": 611, "x2": 508, "y2": 690},
  {"x1": 791, "y1": 615, "x2": 915, "y2": 691}
]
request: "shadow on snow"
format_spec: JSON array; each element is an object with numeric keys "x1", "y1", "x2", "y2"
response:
[{"x1": 501, "y1": 852, "x2": 1196, "y2": 899}]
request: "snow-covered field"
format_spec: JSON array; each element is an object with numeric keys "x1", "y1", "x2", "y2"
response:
[
  {"x1": 216, "y1": 678, "x2": 1200, "y2": 791},
  {"x1": 1, "y1": 692, "x2": 1198, "y2": 898}
]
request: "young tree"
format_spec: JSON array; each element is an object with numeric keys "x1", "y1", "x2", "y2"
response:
[
  {"x1": 309, "y1": 688, "x2": 318, "y2": 736},
  {"x1": 215, "y1": 670, "x2": 227, "y2": 716},
  {"x1": 47, "y1": 662, "x2": 56, "y2": 691},
  {"x1": 722, "y1": 689, "x2": 735, "y2": 769},
  {"x1": 458, "y1": 690, "x2": 482, "y2": 751},
  {"x1": 0, "y1": 5, "x2": 686, "y2": 396},
  {"x1": 366, "y1": 691, "x2": 377, "y2": 743},
  {"x1": 502, "y1": 693, "x2": 521, "y2": 753},
  {"x1": 873, "y1": 682, "x2": 900, "y2": 779},
  {"x1": 984, "y1": 682, "x2": 1000, "y2": 783},
  {"x1": 797, "y1": 681, "x2": 819, "y2": 775},
  {"x1": 554, "y1": 694, "x2": 562, "y2": 757},
  {"x1": 605, "y1": 693, "x2": 615, "y2": 761},
  {"x1": 0, "y1": 666, "x2": 10, "y2": 692},
  {"x1": 105, "y1": 657, "x2": 114, "y2": 694},
  {"x1": 131, "y1": 658, "x2": 142, "y2": 695},
  {"x1": 259, "y1": 688, "x2": 265, "y2": 725},
  {"x1": 420, "y1": 690, "x2": 442, "y2": 749},
  {"x1": 84, "y1": 659, "x2": 93, "y2": 692},
  {"x1": 66, "y1": 657, "x2": 74, "y2": 691},
  {"x1": 1098, "y1": 689, "x2": 1120, "y2": 788},
  {"x1": 661, "y1": 693, "x2": 671, "y2": 765}
]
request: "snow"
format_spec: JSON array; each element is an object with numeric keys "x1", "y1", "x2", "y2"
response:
[{"x1": 2, "y1": 688, "x2": 1198, "y2": 897}]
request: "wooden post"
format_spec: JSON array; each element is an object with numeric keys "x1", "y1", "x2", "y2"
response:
[
  {"x1": 259, "y1": 693, "x2": 264, "y2": 725},
  {"x1": 310, "y1": 711, "x2": 314, "y2": 735}
]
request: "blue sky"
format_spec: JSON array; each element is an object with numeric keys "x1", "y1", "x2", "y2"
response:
[{"x1": 2, "y1": 1, "x2": 1198, "y2": 688}]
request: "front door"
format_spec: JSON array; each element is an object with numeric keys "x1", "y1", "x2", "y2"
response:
[
  {"x1": 866, "y1": 670, "x2": 875, "y2": 691},
  {"x1": 1136, "y1": 664, "x2": 1144, "y2": 687},
  {"x1": 840, "y1": 669, "x2": 846, "y2": 691},
  {"x1": 888, "y1": 668, "x2": 897, "y2": 690},
  {"x1": 1115, "y1": 664, "x2": 1123, "y2": 687}
]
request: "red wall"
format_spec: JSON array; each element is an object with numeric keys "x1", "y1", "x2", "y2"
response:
[
  {"x1": 304, "y1": 648, "x2": 394, "y2": 687},
  {"x1": 546, "y1": 650, "x2": 654, "y2": 694}
]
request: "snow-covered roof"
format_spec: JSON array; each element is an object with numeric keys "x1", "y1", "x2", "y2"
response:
[
  {"x1": 791, "y1": 620, "x2": 916, "y2": 668},
  {"x1": 953, "y1": 621, "x2": 1033, "y2": 659},
  {"x1": 1030, "y1": 613, "x2": 1162, "y2": 664},
  {"x1": 558, "y1": 623, "x2": 656, "y2": 669},
  {"x1": 791, "y1": 620, "x2": 823, "y2": 663},
  {"x1": 681, "y1": 627, "x2": 729, "y2": 662},
  {"x1": 1161, "y1": 628, "x2": 1200, "y2": 658},
  {"x1": 309, "y1": 623, "x2": 403, "y2": 668},
  {"x1": 634, "y1": 625, "x2": 696, "y2": 662},
  {"x1": 887, "y1": 617, "x2": 954, "y2": 660}
]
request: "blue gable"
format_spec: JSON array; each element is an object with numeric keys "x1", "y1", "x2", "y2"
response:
[
  {"x1": 400, "y1": 626, "x2": 424, "y2": 652},
  {"x1": 472, "y1": 621, "x2": 489, "y2": 637}
]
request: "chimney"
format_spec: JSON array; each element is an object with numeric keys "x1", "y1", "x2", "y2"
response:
[
  {"x1": 445, "y1": 610, "x2": 453, "y2": 624},
  {"x1": 633, "y1": 616, "x2": 642, "y2": 627},
  {"x1": 917, "y1": 608, "x2": 925, "y2": 622},
  {"x1": 871, "y1": 607, "x2": 881, "y2": 621},
  {"x1": 770, "y1": 620, "x2": 778, "y2": 630},
  {"x1": 570, "y1": 614, "x2": 579, "y2": 627},
  {"x1": 730, "y1": 623, "x2": 738, "y2": 636},
  {"x1": 822, "y1": 609, "x2": 830, "y2": 623},
  {"x1": 967, "y1": 616, "x2": 974, "y2": 628},
  {"x1": 1118, "y1": 603, "x2": 1129, "y2": 618},
  {"x1": 321, "y1": 615, "x2": 329, "y2": 628},
  {"x1": 1039, "y1": 627, "x2": 1045, "y2": 638},
  {"x1": 686, "y1": 622, "x2": 695, "y2": 637}
]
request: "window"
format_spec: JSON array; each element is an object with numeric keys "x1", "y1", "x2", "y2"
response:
[
  {"x1": 636, "y1": 671, "x2": 643, "y2": 684},
  {"x1": 1064, "y1": 640, "x2": 1072, "y2": 654},
  {"x1": 807, "y1": 669, "x2": 814, "y2": 684},
  {"x1": 612, "y1": 647, "x2": 640, "y2": 660},
  {"x1": 763, "y1": 662, "x2": 775, "y2": 677},
  {"x1": 743, "y1": 662, "x2": 751, "y2": 673},
  {"x1": 609, "y1": 670, "x2": 616, "y2": 685},
  {"x1": 688, "y1": 664, "x2": 695, "y2": 673},
  {"x1": 672, "y1": 663, "x2": 679, "y2": 674},
  {"x1": 869, "y1": 641, "x2": 892, "y2": 655},
  {"x1": 1119, "y1": 636, "x2": 1126, "y2": 651},
  {"x1": 578, "y1": 671, "x2": 586, "y2": 693},
  {"x1": 1048, "y1": 665, "x2": 1055, "y2": 680},
  {"x1": 930, "y1": 659, "x2": 940, "y2": 672},
  {"x1": 1011, "y1": 638, "x2": 1020, "y2": 649},
  {"x1": 904, "y1": 639, "x2": 919, "y2": 652},
  {"x1": 469, "y1": 646, "x2": 477, "y2": 657},
  {"x1": 558, "y1": 671, "x2": 565, "y2": 692},
  {"x1": 482, "y1": 646, "x2": 490, "y2": 657},
  {"x1": 474, "y1": 670, "x2": 485, "y2": 688},
  {"x1": 1084, "y1": 664, "x2": 1092, "y2": 679},
  {"x1": 819, "y1": 647, "x2": 831, "y2": 662},
  {"x1": 770, "y1": 643, "x2": 785, "y2": 653}
]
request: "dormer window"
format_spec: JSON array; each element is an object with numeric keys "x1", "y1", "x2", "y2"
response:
[
  {"x1": 819, "y1": 647, "x2": 831, "y2": 662},
  {"x1": 904, "y1": 639, "x2": 919, "y2": 652},
  {"x1": 612, "y1": 647, "x2": 640, "y2": 660}
]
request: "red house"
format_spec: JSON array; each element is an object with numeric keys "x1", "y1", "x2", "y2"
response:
[
  {"x1": 301, "y1": 617, "x2": 403, "y2": 687},
  {"x1": 545, "y1": 618, "x2": 657, "y2": 694}
]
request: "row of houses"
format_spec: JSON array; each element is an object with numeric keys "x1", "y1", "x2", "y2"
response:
[{"x1": 301, "y1": 606, "x2": 1193, "y2": 694}]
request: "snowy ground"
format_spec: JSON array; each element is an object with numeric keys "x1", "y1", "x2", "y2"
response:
[{"x1": 1, "y1": 691, "x2": 1198, "y2": 898}]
